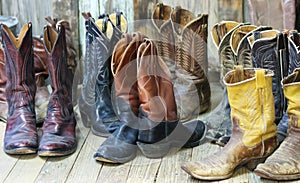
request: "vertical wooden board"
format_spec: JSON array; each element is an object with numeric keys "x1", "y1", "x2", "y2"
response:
[
  {"x1": 126, "y1": 151, "x2": 162, "y2": 183},
  {"x1": 65, "y1": 132, "x2": 105, "y2": 183},
  {"x1": 1, "y1": 0, "x2": 53, "y2": 35},
  {"x1": 3, "y1": 154, "x2": 46, "y2": 183},
  {"x1": 0, "y1": 123, "x2": 20, "y2": 183},
  {"x1": 218, "y1": 0, "x2": 243, "y2": 22},
  {"x1": 155, "y1": 148, "x2": 192, "y2": 183},
  {"x1": 96, "y1": 162, "x2": 132, "y2": 183}
]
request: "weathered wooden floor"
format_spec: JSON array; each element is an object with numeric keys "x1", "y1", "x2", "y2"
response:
[{"x1": 0, "y1": 82, "x2": 299, "y2": 183}]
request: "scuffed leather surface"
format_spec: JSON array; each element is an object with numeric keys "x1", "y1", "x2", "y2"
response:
[
  {"x1": 182, "y1": 68, "x2": 278, "y2": 180},
  {"x1": 1, "y1": 23, "x2": 38, "y2": 154},
  {"x1": 38, "y1": 25, "x2": 76, "y2": 156}
]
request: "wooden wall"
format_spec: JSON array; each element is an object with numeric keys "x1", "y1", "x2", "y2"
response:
[{"x1": 0, "y1": 0, "x2": 244, "y2": 73}]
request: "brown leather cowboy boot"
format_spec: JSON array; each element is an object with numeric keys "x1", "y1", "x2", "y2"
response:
[
  {"x1": 170, "y1": 7, "x2": 211, "y2": 122},
  {"x1": 1, "y1": 23, "x2": 38, "y2": 154},
  {"x1": 38, "y1": 25, "x2": 76, "y2": 156},
  {"x1": 0, "y1": 48, "x2": 8, "y2": 122},
  {"x1": 136, "y1": 39, "x2": 207, "y2": 158}
]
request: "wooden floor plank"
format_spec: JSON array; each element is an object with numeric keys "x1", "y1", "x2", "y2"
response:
[
  {"x1": 96, "y1": 161, "x2": 132, "y2": 183},
  {"x1": 155, "y1": 148, "x2": 192, "y2": 183},
  {"x1": 127, "y1": 151, "x2": 162, "y2": 183},
  {"x1": 0, "y1": 122, "x2": 20, "y2": 183},
  {"x1": 65, "y1": 132, "x2": 105, "y2": 183}
]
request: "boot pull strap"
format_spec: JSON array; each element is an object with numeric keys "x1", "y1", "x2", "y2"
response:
[
  {"x1": 159, "y1": 3, "x2": 164, "y2": 20},
  {"x1": 230, "y1": 65, "x2": 244, "y2": 83},
  {"x1": 253, "y1": 31, "x2": 261, "y2": 40},
  {"x1": 255, "y1": 69, "x2": 266, "y2": 89}
]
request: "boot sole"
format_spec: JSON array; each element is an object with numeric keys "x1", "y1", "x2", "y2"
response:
[
  {"x1": 254, "y1": 169, "x2": 300, "y2": 180},
  {"x1": 38, "y1": 146, "x2": 77, "y2": 157},
  {"x1": 4, "y1": 147, "x2": 37, "y2": 155},
  {"x1": 94, "y1": 152, "x2": 137, "y2": 164}
]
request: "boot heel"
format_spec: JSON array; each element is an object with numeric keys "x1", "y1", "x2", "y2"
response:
[
  {"x1": 245, "y1": 157, "x2": 267, "y2": 170},
  {"x1": 137, "y1": 141, "x2": 171, "y2": 158}
]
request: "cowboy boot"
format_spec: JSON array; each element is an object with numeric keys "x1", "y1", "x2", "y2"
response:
[
  {"x1": 248, "y1": 29, "x2": 289, "y2": 125},
  {"x1": 33, "y1": 37, "x2": 50, "y2": 124},
  {"x1": 1, "y1": 23, "x2": 38, "y2": 154},
  {"x1": 202, "y1": 21, "x2": 247, "y2": 145},
  {"x1": 94, "y1": 13, "x2": 127, "y2": 136},
  {"x1": 181, "y1": 66, "x2": 278, "y2": 180},
  {"x1": 170, "y1": 7, "x2": 211, "y2": 122},
  {"x1": 254, "y1": 68, "x2": 300, "y2": 180},
  {"x1": 152, "y1": 3, "x2": 176, "y2": 81},
  {"x1": 94, "y1": 33, "x2": 146, "y2": 163},
  {"x1": 38, "y1": 25, "x2": 76, "y2": 156},
  {"x1": 0, "y1": 48, "x2": 8, "y2": 122},
  {"x1": 277, "y1": 31, "x2": 300, "y2": 142},
  {"x1": 136, "y1": 39, "x2": 206, "y2": 158}
]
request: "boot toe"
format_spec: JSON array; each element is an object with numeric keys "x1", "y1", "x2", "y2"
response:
[{"x1": 4, "y1": 140, "x2": 37, "y2": 154}]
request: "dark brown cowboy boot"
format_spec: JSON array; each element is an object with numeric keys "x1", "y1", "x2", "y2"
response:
[
  {"x1": 0, "y1": 48, "x2": 8, "y2": 122},
  {"x1": 38, "y1": 25, "x2": 76, "y2": 156},
  {"x1": 94, "y1": 33, "x2": 145, "y2": 163},
  {"x1": 1, "y1": 23, "x2": 38, "y2": 154},
  {"x1": 170, "y1": 7, "x2": 211, "y2": 122},
  {"x1": 136, "y1": 39, "x2": 206, "y2": 158},
  {"x1": 33, "y1": 37, "x2": 50, "y2": 124}
]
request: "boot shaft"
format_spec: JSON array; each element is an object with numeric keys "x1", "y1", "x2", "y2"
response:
[
  {"x1": 288, "y1": 31, "x2": 300, "y2": 74},
  {"x1": 0, "y1": 48, "x2": 6, "y2": 102},
  {"x1": 282, "y1": 68, "x2": 300, "y2": 126},
  {"x1": 137, "y1": 39, "x2": 177, "y2": 122},
  {"x1": 43, "y1": 25, "x2": 73, "y2": 110},
  {"x1": 224, "y1": 66, "x2": 277, "y2": 146},
  {"x1": 1, "y1": 23, "x2": 36, "y2": 113}
]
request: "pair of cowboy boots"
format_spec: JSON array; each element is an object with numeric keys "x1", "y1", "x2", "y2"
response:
[
  {"x1": 152, "y1": 3, "x2": 211, "y2": 122},
  {"x1": 93, "y1": 33, "x2": 207, "y2": 164},
  {"x1": 1, "y1": 22, "x2": 76, "y2": 156},
  {"x1": 0, "y1": 36, "x2": 50, "y2": 124},
  {"x1": 79, "y1": 12, "x2": 127, "y2": 136},
  {"x1": 182, "y1": 66, "x2": 278, "y2": 180}
]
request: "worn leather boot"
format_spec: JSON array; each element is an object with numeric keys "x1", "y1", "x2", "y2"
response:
[
  {"x1": 38, "y1": 25, "x2": 76, "y2": 156},
  {"x1": 0, "y1": 48, "x2": 8, "y2": 122},
  {"x1": 136, "y1": 39, "x2": 206, "y2": 158},
  {"x1": 249, "y1": 29, "x2": 289, "y2": 125},
  {"x1": 0, "y1": 37, "x2": 49, "y2": 124},
  {"x1": 94, "y1": 13, "x2": 126, "y2": 136},
  {"x1": 94, "y1": 33, "x2": 145, "y2": 163},
  {"x1": 170, "y1": 7, "x2": 210, "y2": 122},
  {"x1": 1, "y1": 23, "x2": 38, "y2": 154},
  {"x1": 182, "y1": 66, "x2": 278, "y2": 180},
  {"x1": 33, "y1": 37, "x2": 49, "y2": 124},
  {"x1": 255, "y1": 68, "x2": 300, "y2": 180},
  {"x1": 152, "y1": 3, "x2": 176, "y2": 81}
]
